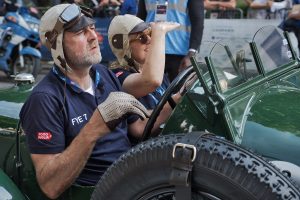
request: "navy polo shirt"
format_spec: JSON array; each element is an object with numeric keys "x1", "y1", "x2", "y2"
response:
[
  {"x1": 20, "y1": 64, "x2": 136, "y2": 186},
  {"x1": 113, "y1": 68, "x2": 170, "y2": 110}
]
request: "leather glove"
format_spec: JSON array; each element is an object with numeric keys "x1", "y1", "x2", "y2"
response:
[
  {"x1": 97, "y1": 92, "x2": 151, "y2": 130},
  {"x1": 179, "y1": 72, "x2": 198, "y2": 96}
]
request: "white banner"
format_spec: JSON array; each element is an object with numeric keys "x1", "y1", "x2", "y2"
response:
[
  {"x1": 203, "y1": 19, "x2": 281, "y2": 42},
  {"x1": 202, "y1": 19, "x2": 298, "y2": 54}
]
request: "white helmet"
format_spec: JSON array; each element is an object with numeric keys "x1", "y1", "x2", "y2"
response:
[
  {"x1": 108, "y1": 14, "x2": 150, "y2": 66},
  {"x1": 39, "y1": 4, "x2": 95, "y2": 72}
]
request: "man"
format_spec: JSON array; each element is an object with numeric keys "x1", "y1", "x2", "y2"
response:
[
  {"x1": 0, "y1": 0, "x2": 18, "y2": 15},
  {"x1": 137, "y1": 0, "x2": 204, "y2": 81},
  {"x1": 0, "y1": 0, "x2": 4, "y2": 16},
  {"x1": 279, "y1": 0, "x2": 300, "y2": 54},
  {"x1": 19, "y1": 4, "x2": 150, "y2": 199},
  {"x1": 204, "y1": 0, "x2": 236, "y2": 10}
]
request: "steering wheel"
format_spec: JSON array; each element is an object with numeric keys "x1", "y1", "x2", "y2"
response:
[{"x1": 141, "y1": 67, "x2": 195, "y2": 141}]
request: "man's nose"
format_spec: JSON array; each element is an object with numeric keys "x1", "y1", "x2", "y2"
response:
[{"x1": 86, "y1": 27, "x2": 97, "y2": 40}]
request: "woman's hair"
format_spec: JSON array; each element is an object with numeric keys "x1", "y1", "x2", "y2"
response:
[{"x1": 109, "y1": 58, "x2": 140, "y2": 73}]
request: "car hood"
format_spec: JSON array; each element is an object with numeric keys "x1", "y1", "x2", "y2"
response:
[
  {"x1": 0, "y1": 84, "x2": 33, "y2": 128},
  {"x1": 241, "y1": 87, "x2": 300, "y2": 165}
]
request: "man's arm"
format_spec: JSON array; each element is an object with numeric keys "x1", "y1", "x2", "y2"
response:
[
  {"x1": 128, "y1": 104, "x2": 172, "y2": 138},
  {"x1": 128, "y1": 72, "x2": 198, "y2": 138},
  {"x1": 31, "y1": 110, "x2": 110, "y2": 199},
  {"x1": 288, "y1": 6, "x2": 300, "y2": 19},
  {"x1": 218, "y1": 0, "x2": 237, "y2": 9},
  {"x1": 128, "y1": 92, "x2": 183, "y2": 138},
  {"x1": 30, "y1": 92, "x2": 149, "y2": 199},
  {"x1": 179, "y1": 0, "x2": 204, "y2": 71},
  {"x1": 250, "y1": 0, "x2": 270, "y2": 9},
  {"x1": 204, "y1": 0, "x2": 221, "y2": 10},
  {"x1": 137, "y1": 0, "x2": 147, "y2": 20},
  {"x1": 188, "y1": 0, "x2": 204, "y2": 53}
]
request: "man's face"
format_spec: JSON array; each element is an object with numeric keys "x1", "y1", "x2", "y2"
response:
[{"x1": 63, "y1": 24, "x2": 102, "y2": 69}]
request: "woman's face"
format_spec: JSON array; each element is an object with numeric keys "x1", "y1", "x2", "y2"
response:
[{"x1": 129, "y1": 28, "x2": 151, "y2": 64}]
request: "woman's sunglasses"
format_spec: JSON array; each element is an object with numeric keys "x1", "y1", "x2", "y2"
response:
[{"x1": 129, "y1": 28, "x2": 152, "y2": 45}]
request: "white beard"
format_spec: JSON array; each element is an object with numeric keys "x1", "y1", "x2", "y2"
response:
[{"x1": 65, "y1": 43, "x2": 102, "y2": 69}]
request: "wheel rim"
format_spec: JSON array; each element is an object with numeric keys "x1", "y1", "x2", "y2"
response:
[
  {"x1": 135, "y1": 186, "x2": 221, "y2": 200},
  {"x1": 137, "y1": 186, "x2": 174, "y2": 200}
]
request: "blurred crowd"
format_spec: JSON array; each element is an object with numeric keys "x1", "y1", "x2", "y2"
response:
[
  {"x1": 1, "y1": 0, "x2": 299, "y2": 52},
  {"x1": 1, "y1": 0, "x2": 298, "y2": 20},
  {"x1": 203, "y1": 0, "x2": 295, "y2": 20}
]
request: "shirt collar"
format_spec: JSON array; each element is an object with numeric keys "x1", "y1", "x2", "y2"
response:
[{"x1": 52, "y1": 65, "x2": 102, "y2": 93}]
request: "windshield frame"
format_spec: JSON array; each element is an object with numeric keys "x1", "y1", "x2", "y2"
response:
[{"x1": 191, "y1": 26, "x2": 299, "y2": 100}]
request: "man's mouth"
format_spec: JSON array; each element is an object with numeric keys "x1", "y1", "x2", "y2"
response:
[{"x1": 90, "y1": 43, "x2": 99, "y2": 51}]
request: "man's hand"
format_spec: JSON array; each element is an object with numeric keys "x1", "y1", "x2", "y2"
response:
[
  {"x1": 179, "y1": 72, "x2": 198, "y2": 96},
  {"x1": 97, "y1": 92, "x2": 151, "y2": 130},
  {"x1": 178, "y1": 51, "x2": 195, "y2": 73}
]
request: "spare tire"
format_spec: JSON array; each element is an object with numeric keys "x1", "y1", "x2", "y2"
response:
[{"x1": 91, "y1": 133, "x2": 300, "y2": 200}]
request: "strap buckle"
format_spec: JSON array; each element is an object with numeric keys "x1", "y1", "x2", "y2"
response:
[{"x1": 172, "y1": 143, "x2": 197, "y2": 162}]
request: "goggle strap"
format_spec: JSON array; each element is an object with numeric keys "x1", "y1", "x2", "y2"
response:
[
  {"x1": 124, "y1": 55, "x2": 137, "y2": 69},
  {"x1": 57, "y1": 55, "x2": 68, "y2": 70},
  {"x1": 80, "y1": 5, "x2": 93, "y2": 18},
  {"x1": 45, "y1": 19, "x2": 64, "y2": 50}
]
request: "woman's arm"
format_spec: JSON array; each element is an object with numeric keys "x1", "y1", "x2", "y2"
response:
[{"x1": 122, "y1": 22, "x2": 180, "y2": 98}]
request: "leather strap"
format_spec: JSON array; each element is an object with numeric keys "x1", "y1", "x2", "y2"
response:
[{"x1": 169, "y1": 132, "x2": 212, "y2": 200}]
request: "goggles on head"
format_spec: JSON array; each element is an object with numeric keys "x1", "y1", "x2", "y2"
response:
[
  {"x1": 45, "y1": 4, "x2": 93, "y2": 50},
  {"x1": 129, "y1": 28, "x2": 152, "y2": 45}
]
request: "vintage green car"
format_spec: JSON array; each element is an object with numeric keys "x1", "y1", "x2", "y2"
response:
[{"x1": 0, "y1": 26, "x2": 300, "y2": 199}]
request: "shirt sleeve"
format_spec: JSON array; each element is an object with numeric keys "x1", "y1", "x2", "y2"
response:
[
  {"x1": 112, "y1": 68, "x2": 132, "y2": 85},
  {"x1": 188, "y1": 0, "x2": 205, "y2": 51},
  {"x1": 20, "y1": 92, "x2": 66, "y2": 154}
]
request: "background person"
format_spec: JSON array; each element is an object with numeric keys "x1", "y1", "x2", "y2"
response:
[
  {"x1": 101, "y1": 0, "x2": 138, "y2": 15},
  {"x1": 247, "y1": 0, "x2": 289, "y2": 19},
  {"x1": 204, "y1": 0, "x2": 237, "y2": 10},
  {"x1": 204, "y1": 0, "x2": 238, "y2": 19},
  {"x1": 279, "y1": 0, "x2": 300, "y2": 53},
  {"x1": 120, "y1": 0, "x2": 137, "y2": 15},
  {"x1": 0, "y1": 0, "x2": 19, "y2": 14},
  {"x1": 20, "y1": 4, "x2": 150, "y2": 199},
  {"x1": 137, "y1": 0, "x2": 204, "y2": 82},
  {"x1": 0, "y1": 0, "x2": 5, "y2": 15}
]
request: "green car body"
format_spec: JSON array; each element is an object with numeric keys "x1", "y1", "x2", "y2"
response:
[
  {"x1": 0, "y1": 26, "x2": 299, "y2": 199},
  {"x1": 163, "y1": 26, "x2": 300, "y2": 169}
]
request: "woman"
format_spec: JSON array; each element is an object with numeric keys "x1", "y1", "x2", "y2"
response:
[
  {"x1": 108, "y1": 14, "x2": 180, "y2": 110},
  {"x1": 108, "y1": 15, "x2": 190, "y2": 139}
]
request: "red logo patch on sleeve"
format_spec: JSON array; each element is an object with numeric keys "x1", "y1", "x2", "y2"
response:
[
  {"x1": 37, "y1": 132, "x2": 52, "y2": 140},
  {"x1": 115, "y1": 71, "x2": 124, "y2": 77}
]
